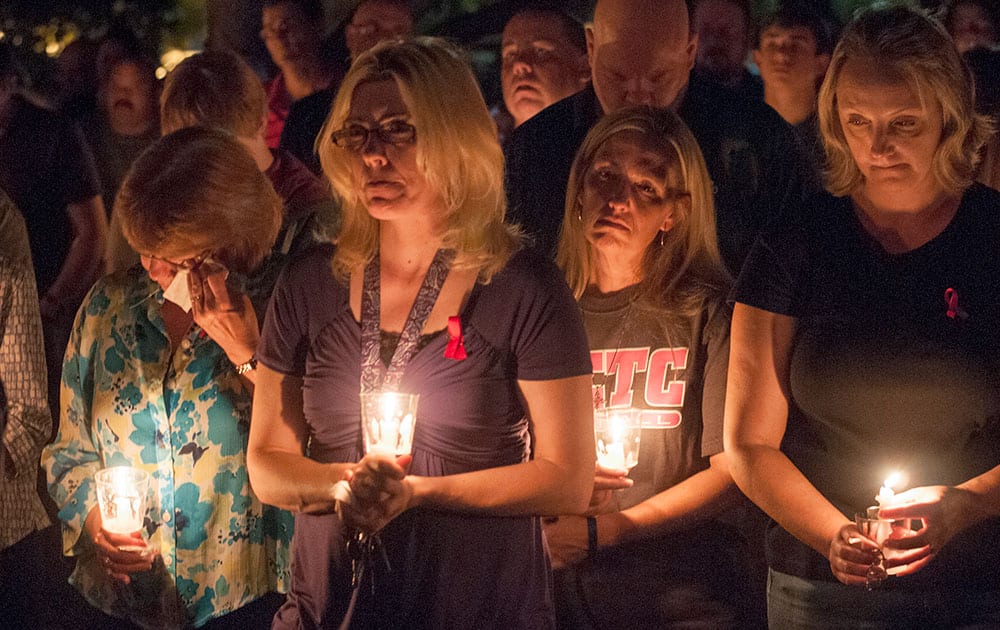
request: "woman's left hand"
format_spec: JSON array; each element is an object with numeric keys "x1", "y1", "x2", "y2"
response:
[
  {"x1": 341, "y1": 454, "x2": 413, "y2": 534},
  {"x1": 879, "y1": 485, "x2": 982, "y2": 575},
  {"x1": 543, "y1": 512, "x2": 627, "y2": 570},
  {"x1": 189, "y1": 261, "x2": 259, "y2": 365},
  {"x1": 543, "y1": 514, "x2": 589, "y2": 570}
]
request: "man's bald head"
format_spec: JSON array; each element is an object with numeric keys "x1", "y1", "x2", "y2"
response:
[{"x1": 588, "y1": 0, "x2": 697, "y2": 112}]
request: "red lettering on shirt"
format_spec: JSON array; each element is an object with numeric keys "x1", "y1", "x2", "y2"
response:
[
  {"x1": 590, "y1": 347, "x2": 688, "y2": 428},
  {"x1": 645, "y1": 347, "x2": 688, "y2": 407},
  {"x1": 606, "y1": 348, "x2": 649, "y2": 407}
]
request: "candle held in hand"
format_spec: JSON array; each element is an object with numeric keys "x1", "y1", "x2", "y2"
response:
[
  {"x1": 875, "y1": 471, "x2": 905, "y2": 507},
  {"x1": 361, "y1": 392, "x2": 419, "y2": 456},
  {"x1": 595, "y1": 408, "x2": 641, "y2": 470},
  {"x1": 95, "y1": 466, "x2": 150, "y2": 535}
]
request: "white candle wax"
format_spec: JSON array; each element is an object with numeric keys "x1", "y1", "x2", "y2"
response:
[
  {"x1": 379, "y1": 416, "x2": 400, "y2": 454},
  {"x1": 601, "y1": 441, "x2": 626, "y2": 469},
  {"x1": 104, "y1": 495, "x2": 141, "y2": 534},
  {"x1": 875, "y1": 485, "x2": 895, "y2": 507}
]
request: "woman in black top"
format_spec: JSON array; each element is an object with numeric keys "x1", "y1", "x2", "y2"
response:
[{"x1": 726, "y1": 6, "x2": 1000, "y2": 628}]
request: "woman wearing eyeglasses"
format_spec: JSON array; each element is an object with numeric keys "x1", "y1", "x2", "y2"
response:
[
  {"x1": 43, "y1": 127, "x2": 293, "y2": 629},
  {"x1": 247, "y1": 37, "x2": 594, "y2": 628}
]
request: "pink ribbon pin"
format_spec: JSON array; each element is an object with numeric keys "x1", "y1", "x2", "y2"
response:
[{"x1": 945, "y1": 287, "x2": 967, "y2": 320}]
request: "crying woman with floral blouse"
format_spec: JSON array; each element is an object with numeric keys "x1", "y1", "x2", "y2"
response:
[{"x1": 43, "y1": 127, "x2": 293, "y2": 629}]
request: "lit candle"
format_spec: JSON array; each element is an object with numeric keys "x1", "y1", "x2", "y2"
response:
[
  {"x1": 104, "y1": 490, "x2": 141, "y2": 534},
  {"x1": 875, "y1": 471, "x2": 904, "y2": 507},
  {"x1": 96, "y1": 466, "x2": 149, "y2": 536},
  {"x1": 597, "y1": 412, "x2": 630, "y2": 469},
  {"x1": 362, "y1": 392, "x2": 418, "y2": 456}
]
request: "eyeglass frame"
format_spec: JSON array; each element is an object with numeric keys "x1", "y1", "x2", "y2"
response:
[
  {"x1": 139, "y1": 249, "x2": 213, "y2": 272},
  {"x1": 329, "y1": 120, "x2": 417, "y2": 152}
]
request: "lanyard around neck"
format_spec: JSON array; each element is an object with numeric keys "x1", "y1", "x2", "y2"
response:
[{"x1": 360, "y1": 248, "x2": 454, "y2": 393}]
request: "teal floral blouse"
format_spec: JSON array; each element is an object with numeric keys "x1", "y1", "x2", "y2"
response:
[{"x1": 43, "y1": 268, "x2": 292, "y2": 628}]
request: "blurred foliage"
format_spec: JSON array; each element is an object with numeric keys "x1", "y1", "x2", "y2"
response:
[{"x1": 0, "y1": 0, "x2": 206, "y2": 92}]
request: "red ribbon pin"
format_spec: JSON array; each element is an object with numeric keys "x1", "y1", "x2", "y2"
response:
[{"x1": 444, "y1": 315, "x2": 467, "y2": 360}]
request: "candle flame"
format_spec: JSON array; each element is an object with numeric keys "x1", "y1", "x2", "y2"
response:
[{"x1": 883, "y1": 471, "x2": 905, "y2": 490}]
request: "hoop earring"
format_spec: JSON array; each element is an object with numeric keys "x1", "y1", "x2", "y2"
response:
[
  {"x1": 659, "y1": 231, "x2": 665, "y2": 247},
  {"x1": 577, "y1": 204, "x2": 583, "y2": 222}
]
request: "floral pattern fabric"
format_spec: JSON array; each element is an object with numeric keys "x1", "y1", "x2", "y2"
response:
[{"x1": 43, "y1": 268, "x2": 292, "y2": 629}]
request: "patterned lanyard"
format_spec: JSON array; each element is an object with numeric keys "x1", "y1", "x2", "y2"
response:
[{"x1": 360, "y1": 248, "x2": 454, "y2": 393}]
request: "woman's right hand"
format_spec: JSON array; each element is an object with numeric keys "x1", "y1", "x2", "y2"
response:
[
  {"x1": 84, "y1": 507, "x2": 154, "y2": 584},
  {"x1": 588, "y1": 463, "x2": 633, "y2": 514}
]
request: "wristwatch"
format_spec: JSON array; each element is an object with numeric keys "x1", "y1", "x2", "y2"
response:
[{"x1": 234, "y1": 354, "x2": 258, "y2": 375}]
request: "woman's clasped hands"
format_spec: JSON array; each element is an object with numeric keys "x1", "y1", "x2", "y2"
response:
[
  {"x1": 339, "y1": 454, "x2": 414, "y2": 534},
  {"x1": 829, "y1": 484, "x2": 985, "y2": 586},
  {"x1": 543, "y1": 463, "x2": 633, "y2": 569}
]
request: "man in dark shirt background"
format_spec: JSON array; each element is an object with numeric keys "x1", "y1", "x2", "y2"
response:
[
  {"x1": 0, "y1": 44, "x2": 106, "y2": 433},
  {"x1": 692, "y1": 0, "x2": 763, "y2": 101},
  {"x1": 504, "y1": 0, "x2": 816, "y2": 275}
]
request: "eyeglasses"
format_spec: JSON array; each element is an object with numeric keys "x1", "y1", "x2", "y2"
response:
[
  {"x1": 330, "y1": 120, "x2": 416, "y2": 152},
  {"x1": 140, "y1": 249, "x2": 212, "y2": 272}
]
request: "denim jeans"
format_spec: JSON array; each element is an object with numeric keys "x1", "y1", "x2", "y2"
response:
[{"x1": 767, "y1": 568, "x2": 1000, "y2": 629}]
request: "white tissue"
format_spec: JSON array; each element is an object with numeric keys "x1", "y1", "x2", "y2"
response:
[{"x1": 163, "y1": 270, "x2": 192, "y2": 312}]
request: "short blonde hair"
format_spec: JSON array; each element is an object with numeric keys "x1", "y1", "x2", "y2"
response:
[
  {"x1": 117, "y1": 127, "x2": 282, "y2": 274},
  {"x1": 160, "y1": 50, "x2": 265, "y2": 138},
  {"x1": 318, "y1": 37, "x2": 518, "y2": 280},
  {"x1": 556, "y1": 107, "x2": 729, "y2": 315},
  {"x1": 818, "y1": 4, "x2": 993, "y2": 197}
]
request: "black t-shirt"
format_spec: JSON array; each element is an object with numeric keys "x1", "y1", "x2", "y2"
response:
[
  {"x1": 278, "y1": 86, "x2": 334, "y2": 176},
  {"x1": 0, "y1": 96, "x2": 101, "y2": 294},
  {"x1": 734, "y1": 184, "x2": 1000, "y2": 587}
]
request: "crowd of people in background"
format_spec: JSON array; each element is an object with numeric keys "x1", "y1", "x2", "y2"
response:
[{"x1": 1, "y1": 0, "x2": 999, "y2": 628}]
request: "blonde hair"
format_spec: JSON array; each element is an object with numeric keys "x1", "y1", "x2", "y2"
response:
[
  {"x1": 318, "y1": 37, "x2": 519, "y2": 281},
  {"x1": 160, "y1": 50, "x2": 266, "y2": 138},
  {"x1": 556, "y1": 106, "x2": 729, "y2": 316},
  {"x1": 818, "y1": 4, "x2": 994, "y2": 197},
  {"x1": 117, "y1": 127, "x2": 282, "y2": 274}
]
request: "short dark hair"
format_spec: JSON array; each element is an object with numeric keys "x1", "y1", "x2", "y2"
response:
[
  {"x1": 756, "y1": 4, "x2": 837, "y2": 56},
  {"x1": 117, "y1": 127, "x2": 282, "y2": 274},
  {"x1": 945, "y1": 0, "x2": 999, "y2": 35},
  {"x1": 692, "y1": 0, "x2": 752, "y2": 28},
  {"x1": 0, "y1": 43, "x2": 19, "y2": 81},
  {"x1": 349, "y1": 0, "x2": 413, "y2": 21},
  {"x1": 161, "y1": 50, "x2": 266, "y2": 137},
  {"x1": 508, "y1": 4, "x2": 587, "y2": 55},
  {"x1": 263, "y1": 0, "x2": 325, "y2": 23},
  {"x1": 97, "y1": 39, "x2": 158, "y2": 89}
]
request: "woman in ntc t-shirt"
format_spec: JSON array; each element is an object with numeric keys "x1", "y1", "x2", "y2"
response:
[
  {"x1": 248, "y1": 39, "x2": 594, "y2": 629},
  {"x1": 728, "y1": 6, "x2": 1000, "y2": 627},
  {"x1": 549, "y1": 107, "x2": 755, "y2": 628}
]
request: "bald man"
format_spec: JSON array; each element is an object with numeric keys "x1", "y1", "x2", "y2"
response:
[{"x1": 504, "y1": 0, "x2": 816, "y2": 273}]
